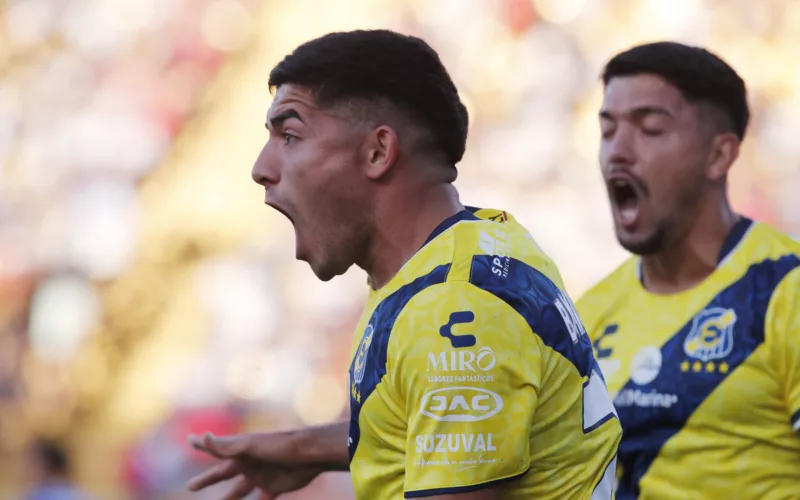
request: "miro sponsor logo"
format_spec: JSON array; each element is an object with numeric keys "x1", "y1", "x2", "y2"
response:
[
  {"x1": 427, "y1": 347, "x2": 496, "y2": 372},
  {"x1": 420, "y1": 387, "x2": 503, "y2": 422},
  {"x1": 614, "y1": 388, "x2": 678, "y2": 409},
  {"x1": 415, "y1": 433, "x2": 496, "y2": 454}
]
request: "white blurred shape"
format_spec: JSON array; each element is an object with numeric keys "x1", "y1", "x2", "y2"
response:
[
  {"x1": 411, "y1": 0, "x2": 474, "y2": 28},
  {"x1": 294, "y1": 373, "x2": 346, "y2": 426},
  {"x1": 0, "y1": 85, "x2": 21, "y2": 162},
  {"x1": 4, "y1": 0, "x2": 56, "y2": 48},
  {"x1": 34, "y1": 53, "x2": 96, "y2": 109},
  {"x1": 201, "y1": 0, "x2": 253, "y2": 52},
  {"x1": 522, "y1": 25, "x2": 584, "y2": 99},
  {"x1": 29, "y1": 274, "x2": 100, "y2": 363},
  {"x1": 65, "y1": 180, "x2": 140, "y2": 280},
  {"x1": 54, "y1": 107, "x2": 168, "y2": 177},
  {"x1": 478, "y1": 105, "x2": 565, "y2": 181},
  {"x1": 113, "y1": 0, "x2": 156, "y2": 33},
  {"x1": 60, "y1": 1, "x2": 125, "y2": 58},
  {"x1": 534, "y1": 0, "x2": 588, "y2": 25},
  {"x1": 758, "y1": 105, "x2": 800, "y2": 173},
  {"x1": 226, "y1": 348, "x2": 311, "y2": 404},
  {"x1": 197, "y1": 257, "x2": 280, "y2": 347},
  {"x1": 633, "y1": 0, "x2": 703, "y2": 38}
]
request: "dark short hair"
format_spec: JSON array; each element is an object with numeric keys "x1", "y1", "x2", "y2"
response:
[
  {"x1": 268, "y1": 30, "x2": 469, "y2": 165},
  {"x1": 602, "y1": 42, "x2": 749, "y2": 140}
]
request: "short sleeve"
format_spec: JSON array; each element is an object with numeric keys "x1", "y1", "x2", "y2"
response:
[
  {"x1": 766, "y1": 266, "x2": 800, "y2": 431},
  {"x1": 387, "y1": 281, "x2": 539, "y2": 498}
]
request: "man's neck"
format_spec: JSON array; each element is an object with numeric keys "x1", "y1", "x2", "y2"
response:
[
  {"x1": 641, "y1": 198, "x2": 739, "y2": 295},
  {"x1": 361, "y1": 182, "x2": 463, "y2": 290}
]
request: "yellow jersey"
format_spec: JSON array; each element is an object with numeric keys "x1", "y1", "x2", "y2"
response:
[
  {"x1": 347, "y1": 207, "x2": 621, "y2": 499},
  {"x1": 577, "y1": 218, "x2": 800, "y2": 499}
]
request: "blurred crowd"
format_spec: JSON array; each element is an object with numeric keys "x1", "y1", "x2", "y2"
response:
[{"x1": 0, "y1": 0, "x2": 798, "y2": 498}]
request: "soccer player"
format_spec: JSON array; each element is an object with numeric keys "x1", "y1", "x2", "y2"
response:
[
  {"x1": 186, "y1": 30, "x2": 621, "y2": 499},
  {"x1": 577, "y1": 41, "x2": 800, "y2": 499}
]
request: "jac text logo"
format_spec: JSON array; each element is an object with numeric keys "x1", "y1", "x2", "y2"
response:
[{"x1": 419, "y1": 386, "x2": 503, "y2": 422}]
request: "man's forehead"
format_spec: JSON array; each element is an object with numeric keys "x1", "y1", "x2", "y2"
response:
[
  {"x1": 268, "y1": 84, "x2": 320, "y2": 117},
  {"x1": 602, "y1": 74, "x2": 686, "y2": 113}
]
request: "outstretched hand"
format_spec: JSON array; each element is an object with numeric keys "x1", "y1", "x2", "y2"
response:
[{"x1": 187, "y1": 432, "x2": 325, "y2": 500}]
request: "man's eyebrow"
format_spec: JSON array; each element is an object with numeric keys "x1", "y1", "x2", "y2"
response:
[
  {"x1": 265, "y1": 109, "x2": 303, "y2": 130},
  {"x1": 599, "y1": 106, "x2": 674, "y2": 120}
]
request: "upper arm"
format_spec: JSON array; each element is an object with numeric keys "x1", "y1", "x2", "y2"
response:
[
  {"x1": 766, "y1": 265, "x2": 800, "y2": 431},
  {"x1": 388, "y1": 281, "x2": 538, "y2": 498}
]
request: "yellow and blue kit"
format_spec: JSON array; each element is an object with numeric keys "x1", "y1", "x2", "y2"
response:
[
  {"x1": 347, "y1": 207, "x2": 621, "y2": 499},
  {"x1": 578, "y1": 218, "x2": 800, "y2": 499}
]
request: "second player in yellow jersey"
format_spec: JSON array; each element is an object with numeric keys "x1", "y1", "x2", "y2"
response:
[
  {"x1": 580, "y1": 220, "x2": 800, "y2": 499},
  {"x1": 348, "y1": 208, "x2": 621, "y2": 499},
  {"x1": 580, "y1": 41, "x2": 800, "y2": 499}
]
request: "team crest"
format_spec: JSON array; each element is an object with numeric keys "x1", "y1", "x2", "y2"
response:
[
  {"x1": 684, "y1": 307, "x2": 737, "y2": 362},
  {"x1": 352, "y1": 324, "x2": 374, "y2": 385}
]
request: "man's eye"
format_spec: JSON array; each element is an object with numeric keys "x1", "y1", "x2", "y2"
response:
[
  {"x1": 642, "y1": 129, "x2": 664, "y2": 137},
  {"x1": 283, "y1": 134, "x2": 295, "y2": 145}
]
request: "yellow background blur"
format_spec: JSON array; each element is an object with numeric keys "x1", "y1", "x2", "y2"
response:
[{"x1": 1, "y1": 0, "x2": 798, "y2": 498}]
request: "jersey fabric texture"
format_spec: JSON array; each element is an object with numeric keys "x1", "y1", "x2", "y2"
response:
[
  {"x1": 347, "y1": 207, "x2": 621, "y2": 499},
  {"x1": 578, "y1": 218, "x2": 800, "y2": 500}
]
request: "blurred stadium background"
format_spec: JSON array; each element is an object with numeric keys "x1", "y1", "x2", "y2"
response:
[{"x1": 0, "y1": 0, "x2": 798, "y2": 497}]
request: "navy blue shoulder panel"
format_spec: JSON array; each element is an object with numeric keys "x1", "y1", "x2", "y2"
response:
[
  {"x1": 614, "y1": 254, "x2": 800, "y2": 500},
  {"x1": 469, "y1": 255, "x2": 596, "y2": 379},
  {"x1": 347, "y1": 264, "x2": 451, "y2": 462},
  {"x1": 717, "y1": 217, "x2": 753, "y2": 264},
  {"x1": 423, "y1": 210, "x2": 479, "y2": 247}
]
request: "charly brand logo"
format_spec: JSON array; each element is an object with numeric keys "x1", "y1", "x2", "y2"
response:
[
  {"x1": 439, "y1": 311, "x2": 476, "y2": 348},
  {"x1": 420, "y1": 386, "x2": 503, "y2": 422},
  {"x1": 684, "y1": 308, "x2": 736, "y2": 362}
]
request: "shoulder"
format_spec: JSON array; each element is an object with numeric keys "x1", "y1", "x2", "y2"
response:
[{"x1": 749, "y1": 221, "x2": 800, "y2": 254}]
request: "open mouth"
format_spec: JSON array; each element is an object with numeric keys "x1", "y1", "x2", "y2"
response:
[
  {"x1": 265, "y1": 200, "x2": 294, "y2": 225},
  {"x1": 608, "y1": 176, "x2": 642, "y2": 228}
]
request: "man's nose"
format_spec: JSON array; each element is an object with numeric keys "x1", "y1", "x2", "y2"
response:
[
  {"x1": 251, "y1": 145, "x2": 279, "y2": 187},
  {"x1": 602, "y1": 127, "x2": 636, "y2": 170}
]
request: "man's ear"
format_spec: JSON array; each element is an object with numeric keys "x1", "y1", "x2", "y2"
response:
[
  {"x1": 706, "y1": 132, "x2": 740, "y2": 182},
  {"x1": 363, "y1": 125, "x2": 400, "y2": 180}
]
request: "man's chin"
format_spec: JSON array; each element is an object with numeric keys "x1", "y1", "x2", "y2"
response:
[
  {"x1": 307, "y1": 260, "x2": 352, "y2": 283},
  {"x1": 616, "y1": 228, "x2": 665, "y2": 256}
]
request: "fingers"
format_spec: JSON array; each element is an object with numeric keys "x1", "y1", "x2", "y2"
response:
[
  {"x1": 222, "y1": 475, "x2": 255, "y2": 500},
  {"x1": 186, "y1": 460, "x2": 239, "y2": 491},
  {"x1": 188, "y1": 432, "x2": 251, "y2": 459}
]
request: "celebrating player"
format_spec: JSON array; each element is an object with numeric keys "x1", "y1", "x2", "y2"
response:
[
  {"x1": 187, "y1": 30, "x2": 620, "y2": 499},
  {"x1": 578, "y1": 41, "x2": 800, "y2": 498}
]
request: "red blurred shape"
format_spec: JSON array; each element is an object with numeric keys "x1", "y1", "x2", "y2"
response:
[{"x1": 498, "y1": 0, "x2": 538, "y2": 34}]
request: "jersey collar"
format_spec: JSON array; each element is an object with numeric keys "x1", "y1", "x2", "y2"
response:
[
  {"x1": 636, "y1": 215, "x2": 755, "y2": 283},
  {"x1": 717, "y1": 216, "x2": 753, "y2": 265},
  {"x1": 422, "y1": 208, "x2": 481, "y2": 247}
]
